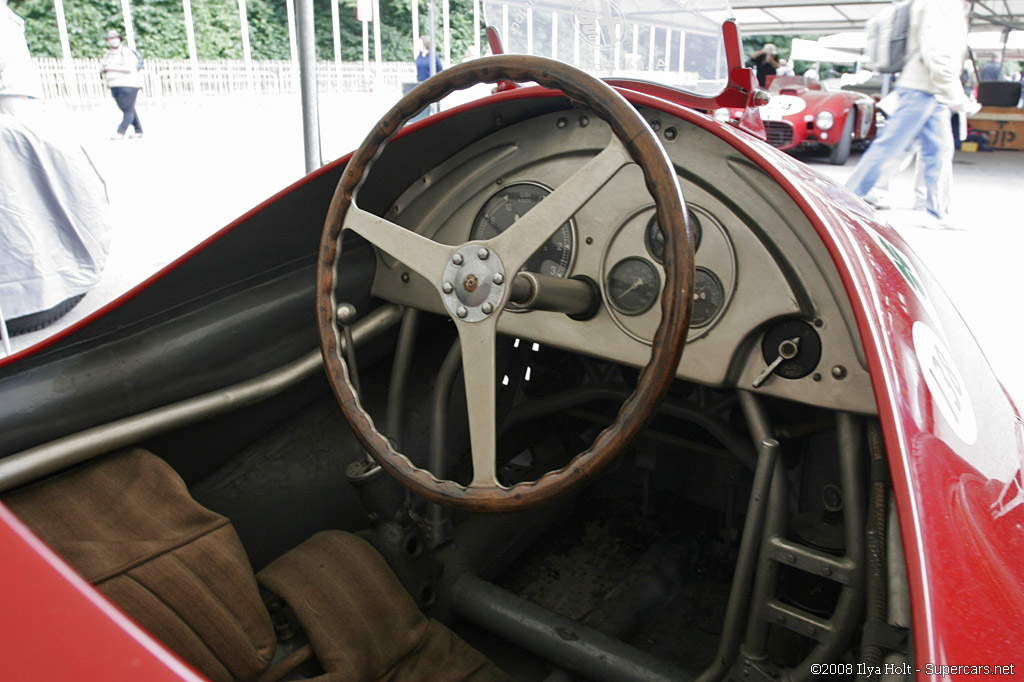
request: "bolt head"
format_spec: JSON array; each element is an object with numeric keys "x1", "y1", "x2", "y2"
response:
[
  {"x1": 336, "y1": 303, "x2": 358, "y2": 325},
  {"x1": 456, "y1": 306, "x2": 468, "y2": 319},
  {"x1": 452, "y1": 253, "x2": 464, "y2": 266},
  {"x1": 493, "y1": 272, "x2": 505, "y2": 285},
  {"x1": 482, "y1": 302, "x2": 494, "y2": 314},
  {"x1": 442, "y1": 282, "x2": 454, "y2": 294},
  {"x1": 478, "y1": 247, "x2": 490, "y2": 260}
]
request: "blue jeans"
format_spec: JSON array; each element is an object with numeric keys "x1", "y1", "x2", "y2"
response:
[
  {"x1": 846, "y1": 88, "x2": 952, "y2": 219},
  {"x1": 111, "y1": 86, "x2": 142, "y2": 135}
]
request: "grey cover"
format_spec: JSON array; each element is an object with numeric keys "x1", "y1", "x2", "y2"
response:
[{"x1": 1, "y1": 115, "x2": 112, "y2": 319}]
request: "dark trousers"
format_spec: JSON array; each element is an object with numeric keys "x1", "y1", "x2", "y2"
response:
[{"x1": 111, "y1": 87, "x2": 142, "y2": 135}]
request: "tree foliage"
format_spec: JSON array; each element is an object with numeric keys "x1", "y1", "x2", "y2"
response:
[{"x1": 10, "y1": 0, "x2": 482, "y2": 63}]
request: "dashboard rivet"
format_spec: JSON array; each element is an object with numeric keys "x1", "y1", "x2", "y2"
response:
[
  {"x1": 813, "y1": 373, "x2": 822, "y2": 382},
  {"x1": 579, "y1": 115, "x2": 589, "y2": 127},
  {"x1": 831, "y1": 365, "x2": 847, "y2": 380},
  {"x1": 493, "y1": 272, "x2": 505, "y2": 285},
  {"x1": 482, "y1": 302, "x2": 494, "y2": 314},
  {"x1": 456, "y1": 306, "x2": 468, "y2": 318},
  {"x1": 786, "y1": 554, "x2": 797, "y2": 564},
  {"x1": 452, "y1": 253, "x2": 464, "y2": 266},
  {"x1": 651, "y1": 119, "x2": 662, "y2": 131},
  {"x1": 442, "y1": 282, "x2": 454, "y2": 294},
  {"x1": 557, "y1": 117, "x2": 568, "y2": 129},
  {"x1": 664, "y1": 127, "x2": 677, "y2": 140},
  {"x1": 401, "y1": 272, "x2": 410, "y2": 283},
  {"x1": 478, "y1": 247, "x2": 490, "y2": 260}
]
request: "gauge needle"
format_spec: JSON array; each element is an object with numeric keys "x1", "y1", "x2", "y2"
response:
[{"x1": 623, "y1": 278, "x2": 644, "y2": 296}]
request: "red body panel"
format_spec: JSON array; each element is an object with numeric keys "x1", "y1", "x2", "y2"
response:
[
  {"x1": 1, "y1": 81, "x2": 1021, "y2": 681},
  {"x1": 0, "y1": 505, "x2": 205, "y2": 681}
]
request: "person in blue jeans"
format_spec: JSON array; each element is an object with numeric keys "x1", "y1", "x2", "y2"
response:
[
  {"x1": 846, "y1": 0, "x2": 968, "y2": 222},
  {"x1": 100, "y1": 29, "x2": 144, "y2": 139}
]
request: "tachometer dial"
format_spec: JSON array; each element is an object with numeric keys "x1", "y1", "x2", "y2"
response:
[
  {"x1": 607, "y1": 258, "x2": 660, "y2": 316},
  {"x1": 470, "y1": 183, "x2": 575, "y2": 277},
  {"x1": 645, "y1": 211, "x2": 702, "y2": 264},
  {"x1": 691, "y1": 268, "x2": 725, "y2": 327}
]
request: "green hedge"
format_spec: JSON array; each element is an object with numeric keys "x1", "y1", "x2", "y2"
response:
[{"x1": 10, "y1": 0, "x2": 481, "y2": 62}]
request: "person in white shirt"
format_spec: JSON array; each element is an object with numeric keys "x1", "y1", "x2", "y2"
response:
[
  {"x1": 100, "y1": 29, "x2": 144, "y2": 139},
  {"x1": 0, "y1": 0, "x2": 43, "y2": 116},
  {"x1": 846, "y1": 0, "x2": 969, "y2": 222}
]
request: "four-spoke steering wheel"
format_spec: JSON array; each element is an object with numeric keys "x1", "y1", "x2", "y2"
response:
[{"x1": 317, "y1": 55, "x2": 694, "y2": 512}]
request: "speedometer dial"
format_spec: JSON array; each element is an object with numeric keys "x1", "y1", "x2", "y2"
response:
[
  {"x1": 607, "y1": 258, "x2": 660, "y2": 315},
  {"x1": 470, "y1": 183, "x2": 575, "y2": 277}
]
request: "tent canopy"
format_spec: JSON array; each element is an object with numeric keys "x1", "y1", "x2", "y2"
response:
[{"x1": 730, "y1": 0, "x2": 1024, "y2": 36}]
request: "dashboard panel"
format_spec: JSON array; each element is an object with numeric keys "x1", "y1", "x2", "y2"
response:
[{"x1": 370, "y1": 103, "x2": 876, "y2": 415}]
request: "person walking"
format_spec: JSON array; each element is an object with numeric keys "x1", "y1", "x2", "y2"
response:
[
  {"x1": 846, "y1": 0, "x2": 969, "y2": 224},
  {"x1": 749, "y1": 43, "x2": 779, "y2": 87},
  {"x1": 100, "y1": 29, "x2": 144, "y2": 140},
  {"x1": 0, "y1": 0, "x2": 43, "y2": 116},
  {"x1": 415, "y1": 36, "x2": 442, "y2": 83}
]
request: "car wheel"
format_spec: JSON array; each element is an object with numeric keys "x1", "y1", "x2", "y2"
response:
[
  {"x1": 829, "y1": 109, "x2": 855, "y2": 165},
  {"x1": 3, "y1": 294, "x2": 85, "y2": 337}
]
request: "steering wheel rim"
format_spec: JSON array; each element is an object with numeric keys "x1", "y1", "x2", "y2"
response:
[{"x1": 317, "y1": 55, "x2": 694, "y2": 512}]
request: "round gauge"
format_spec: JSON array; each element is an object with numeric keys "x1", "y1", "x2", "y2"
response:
[
  {"x1": 645, "y1": 211, "x2": 702, "y2": 264},
  {"x1": 691, "y1": 268, "x2": 725, "y2": 328},
  {"x1": 607, "y1": 257, "x2": 661, "y2": 316},
  {"x1": 470, "y1": 183, "x2": 575, "y2": 277}
]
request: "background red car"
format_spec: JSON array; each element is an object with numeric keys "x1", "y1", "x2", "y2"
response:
[{"x1": 756, "y1": 75, "x2": 879, "y2": 165}]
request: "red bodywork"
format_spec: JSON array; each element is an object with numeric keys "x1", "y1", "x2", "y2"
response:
[{"x1": 1, "y1": 51, "x2": 1022, "y2": 682}]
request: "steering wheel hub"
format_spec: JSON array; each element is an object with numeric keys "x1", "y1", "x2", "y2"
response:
[{"x1": 442, "y1": 244, "x2": 507, "y2": 322}]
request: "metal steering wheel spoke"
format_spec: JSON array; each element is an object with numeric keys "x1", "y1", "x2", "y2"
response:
[
  {"x1": 490, "y1": 135, "x2": 632, "y2": 273},
  {"x1": 345, "y1": 204, "x2": 451, "y2": 284},
  {"x1": 454, "y1": 317, "x2": 501, "y2": 488}
]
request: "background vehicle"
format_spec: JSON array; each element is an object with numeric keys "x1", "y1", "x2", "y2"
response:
[
  {"x1": 0, "y1": 116, "x2": 112, "y2": 339},
  {"x1": 1, "y1": 1, "x2": 1022, "y2": 681},
  {"x1": 756, "y1": 75, "x2": 878, "y2": 165}
]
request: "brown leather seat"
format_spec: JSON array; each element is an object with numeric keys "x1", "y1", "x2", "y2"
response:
[{"x1": 4, "y1": 448, "x2": 509, "y2": 682}]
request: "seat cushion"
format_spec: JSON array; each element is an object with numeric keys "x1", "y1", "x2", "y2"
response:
[
  {"x1": 258, "y1": 530, "x2": 511, "y2": 682},
  {"x1": 3, "y1": 448, "x2": 276, "y2": 682}
]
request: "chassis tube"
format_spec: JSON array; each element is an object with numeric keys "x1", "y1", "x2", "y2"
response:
[
  {"x1": 0, "y1": 304, "x2": 403, "y2": 492},
  {"x1": 450, "y1": 573, "x2": 692, "y2": 682}
]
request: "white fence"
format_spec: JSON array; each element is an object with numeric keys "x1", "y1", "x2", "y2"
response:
[{"x1": 34, "y1": 58, "x2": 417, "y2": 100}]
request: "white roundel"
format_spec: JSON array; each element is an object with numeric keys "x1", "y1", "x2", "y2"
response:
[
  {"x1": 912, "y1": 321, "x2": 977, "y2": 445},
  {"x1": 760, "y1": 95, "x2": 807, "y2": 121}
]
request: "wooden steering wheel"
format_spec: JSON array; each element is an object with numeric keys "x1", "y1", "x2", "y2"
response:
[{"x1": 317, "y1": 55, "x2": 694, "y2": 512}]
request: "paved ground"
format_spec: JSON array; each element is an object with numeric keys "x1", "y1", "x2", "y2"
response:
[{"x1": 6, "y1": 94, "x2": 1024, "y2": 411}]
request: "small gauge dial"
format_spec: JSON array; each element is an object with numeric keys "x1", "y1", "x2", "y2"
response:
[
  {"x1": 470, "y1": 183, "x2": 574, "y2": 277},
  {"x1": 607, "y1": 258, "x2": 661, "y2": 316},
  {"x1": 645, "y1": 211, "x2": 702, "y2": 264},
  {"x1": 691, "y1": 268, "x2": 725, "y2": 327}
]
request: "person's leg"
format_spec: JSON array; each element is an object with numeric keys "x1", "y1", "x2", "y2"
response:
[
  {"x1": 915, "y1": 103, "x2": 953, "y2": 218},
  {"x1": 112, "y1": 87, "x2": 139, "y2": 135},
  {"x1": 846, "y1": 89, "x2": 937, "y2": 201},
  {"x1": 125, "y1": 88, "x2": 142, "y2": 134}
]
